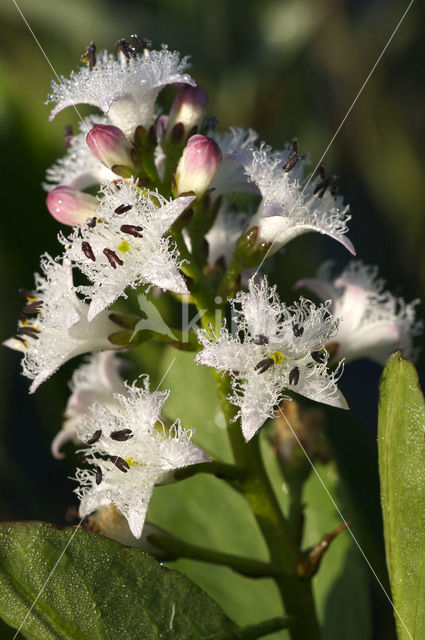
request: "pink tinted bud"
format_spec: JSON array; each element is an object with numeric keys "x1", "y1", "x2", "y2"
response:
[
  {"x1": 86, "y1": 124, "x2": 137, "y2": 170},
  {"x1": 174, "y1": 135, "x2": 222, "y2": 197},
  {"x1": 46, "y1": 186, "x2": 98, "y2": 226},
  {"x1": 167, "y1": 85, "x2": 208, "y2": 138}
]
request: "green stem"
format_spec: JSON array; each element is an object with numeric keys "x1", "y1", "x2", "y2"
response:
[
  {"x1": 287, "y1": 477, "x2": 305, "y2": 548},
  {"x1": 214, "y1": 373, "x2": 321, "y2": 640},
  {"x1": 149, "y1": 534, "x2": 275, "y2": 578},
  {"x1": 205, "y1": 617, "x2": 292, "y2": 640}
]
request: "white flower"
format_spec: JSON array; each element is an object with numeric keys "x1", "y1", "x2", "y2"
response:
[
  {"x1": 210, "y1": 127, "x2": 259, "y2": 196},
  {"x1": 52, "y1": 351, "x2": 127, "y2": 459},
  {"x1": 3, "y1": 256, "x2": 122, "y2": 393},
  {"x1": 47, "y1": 47, "x2": 196, "y2": 137},
  {"x1": 296, "y1": 261, "x2": 422, "y2": 365},
  {"x1": 74, "y1": 378, "x2": 210, "y2": 538},
  {"x1": 62, "y1": 182, "x2": 194, "y2": 321},
  {"x1": 44, "y1": 116, "x2": 116, "y2": 192},
  {"x1": 205, "y1": 205, "x2": 248, "y2": 267},
  {"x1": 245, "y1": 144, "x2": 355, "y2": 255},
  {"x1": 196, "y1": 276, "x2": 348, "y2": 441}
]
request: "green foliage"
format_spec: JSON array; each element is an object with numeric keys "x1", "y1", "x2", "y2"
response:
[
  {"x1": 147, "y1": 348, "x2": 371, "y2": 638},
  {"x1": 0, "y1": 522, "x2": 237, "y2": 640},
  {"x1": 378, "y1": 353, "x2": 425, "y2": 640}
]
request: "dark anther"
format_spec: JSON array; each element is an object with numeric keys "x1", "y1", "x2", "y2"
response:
[
  {"x1": 95, "y1": 466, "x2": 102, "y2": 485},
  {"x1": 330, "y1": 175, "x2": 340, "y2": 196},
  {"x1": 116, "y1": 39, "x2": 136, "y2": 59},
  {"x1": 64, "y1": 125, "x2": 73, "y2": 148},
  {"x1": 283, "y1": 151, "x2": 300, "y2": 173},
  {"x1": 293, "y1": 324, "x2": 304, "y2": 337},
  {"x1": 253, "y1": 334, "x2": 269, "y2": 345},
  {"x1": 289, "y1": 366, "x2": 300, "y2": 386},
  {"x1": 283, "y1": 140, "x2": 300, "y2": 173},
  {"x1": 87, "y1": 429, "x2": 102, "y2": 445},
  {"x1": 18, "y1": 288, "x2": 35, "y2": 300},
  {"x1": 120, "y1": 224, "x2": 143, "y2": 238},
  {"x1": 82, "y1": 241, "x2": 96, "y2": 261},
  {"x1": 14, "y1": 335, "x2": 27, "y2": 346},
  {"x1": 131, "y1": 34, "x2": 152, "y2": 50},
  {"x1": 110, "y1": 429, "x2": 133, "y2": 441},
  {"x1": 17, "y1": 326, "x2": 39, "y2": 339},
  {"x1": 81, "y1": 41, "x2": 97, "y2": 71},
  {"x1": 109, "y1": 455, "x2": 130, "y2": 473},
  {"x1": 255, "y1": 358, "x2": 274, "y2": 374},
  {"x1": 313, "y1": 164, "x2": 330, "y2": 198},
  {"x1": 22, "y1": 300, "x2": 43, "y2": 314},
  {"x1": 311, "y1": 350, "x2": 325, "y2": 363},
  {"x1": 103, "y1": 248, "x2": 124, "y2": 268},
  {"x1": 114, "y1": 203, "x2": 133, "y2": 214},
  {"x1": 87, "y1": 217, "x2": 97, "y2": 228}
]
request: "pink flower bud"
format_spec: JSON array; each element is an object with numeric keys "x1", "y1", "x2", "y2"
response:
[
  {"x1": 166, "y1": 85, "x2": 208, "y2": 139},
  {"x1": 174, "y1": 135, "x2": 222, "y2": 198},
  {"x1": 86, "y1": 124, "x2": 138, "y2": 171},
  {"x1": 46, "y1": 186, "x2": 98, "y2": 226}
]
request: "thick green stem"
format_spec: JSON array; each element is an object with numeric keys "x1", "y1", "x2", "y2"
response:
[
  {"x1": 149, "y1": 533, "x2": 275, "y2": 578},
  {"x1": 174, "y1": 460, "x2": 246, "y2": 483},
  {"x1": 214, "y1": 373, "x2": 321, "y2": 640}
]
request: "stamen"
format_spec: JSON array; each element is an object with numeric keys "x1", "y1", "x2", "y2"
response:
[
  {"x1": 109, "y1": 455, "x2": 130, "y2": 473},
  {"x1": 87, "y1": 429, "x2": 102, "y2": 445},
  {"x1": 130, "y1": 34, "x2": 152, "y2": 50},
  {"x1": 18, "y1": 288, "x2": 36, "y2": 301},
  {"x1": 293, "y1": 324, "x2": 304, "y2": 337},
  {"x1": 313, "y1": 165, "x2": 330, "y2": 198},
  {"x1": 283, "y1": 140, "x2": 300, "y2": 173},
  {"x1": 253, "y1": 334, "x2": 269, "y2": 345},
  {"x1": 22, "y1": 300, "x2": 43, "y2": 314},
  {"x1": 82, "y1": 241, "x2": 96, "y2": 261},
  {"x1": 289, "y1": 366, "x2": 300, "y2": 385},
  {"x1": 311, "y1": 350, "x2": 325, "y2": 363},
  {"x1": 87, "y1": 217, "x2": 97, "y2": 228},
  {"x1": 81, "y1": 41, "x2": 97, "y2": 71},
  {"x1": 103, "y1": 248, "x2": 124, "y2": 268},
  {"x1": 17, "y1": 326, "x2": 39, "y2": 339},
  {"x1": 95, "y1": 466, "x2": 102, "y2": 485},
  {"x1": 14, "y1": 335, "x2": 28, "y2": 347},
  {"x1": 64, "y1": 125, "x2": 73, "y2": 148},
  {"x1": 330, "y1": 175, "x2": 340, "y2": 196},
  {"x1": 120, "y1": 224, "x2": 143, "y2": 238},
  {"x1": 116, "y1": 39, "x2": 136, "y2": 59},
  {"x1": 114, "y1": 203, "x2": 132, "y2": 215},
  {"x1": 255, "y1": 358, "x2": 274, "y2": 374},
  {"x1": 110, "y1": 429, "x2": 133, "y2": 441}
]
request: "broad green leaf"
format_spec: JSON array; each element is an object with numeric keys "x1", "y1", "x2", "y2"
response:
[
  {"x1": 378, "y1": 353, "x2": 425, "y2": 640},
  {"x1": 0, "y1": 521, "x2": 237, "y2": 640},
  {"x1": 303, "y1": 463, "x2": 371, "y2": 639}
]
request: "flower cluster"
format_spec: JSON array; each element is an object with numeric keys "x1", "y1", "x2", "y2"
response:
[{"x1": 4, "y1": 37, "x2": 421, "y2": 542}]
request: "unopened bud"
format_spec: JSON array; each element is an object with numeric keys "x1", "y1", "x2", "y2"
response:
[
  {"x1": 86, "y1": 124, "x2": 139, "y2": 173},
  {"x1": 174, "y1": 134, "x2": 222, "y2": 198},
  {"x1": 166, "y1": 85, "x2": 208, "y2": 140},
  {"x1": 46, "y1": 186, "x2": 98, "y2": 226}
]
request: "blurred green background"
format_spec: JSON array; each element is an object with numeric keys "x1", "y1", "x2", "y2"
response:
[{"x1": 0, "y1": 0, "x2": 424, "y2": 638}]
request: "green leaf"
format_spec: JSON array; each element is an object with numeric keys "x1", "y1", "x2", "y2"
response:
[
  {"x1": 0, "y1": 521, "x2": 237, "y2": 640},
  {"x1": 302, "y1": 463, "x2": 371, "y2": 640},
  {"x1": 378, "y1": 353, "x2": 425, "y2": 640}
]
